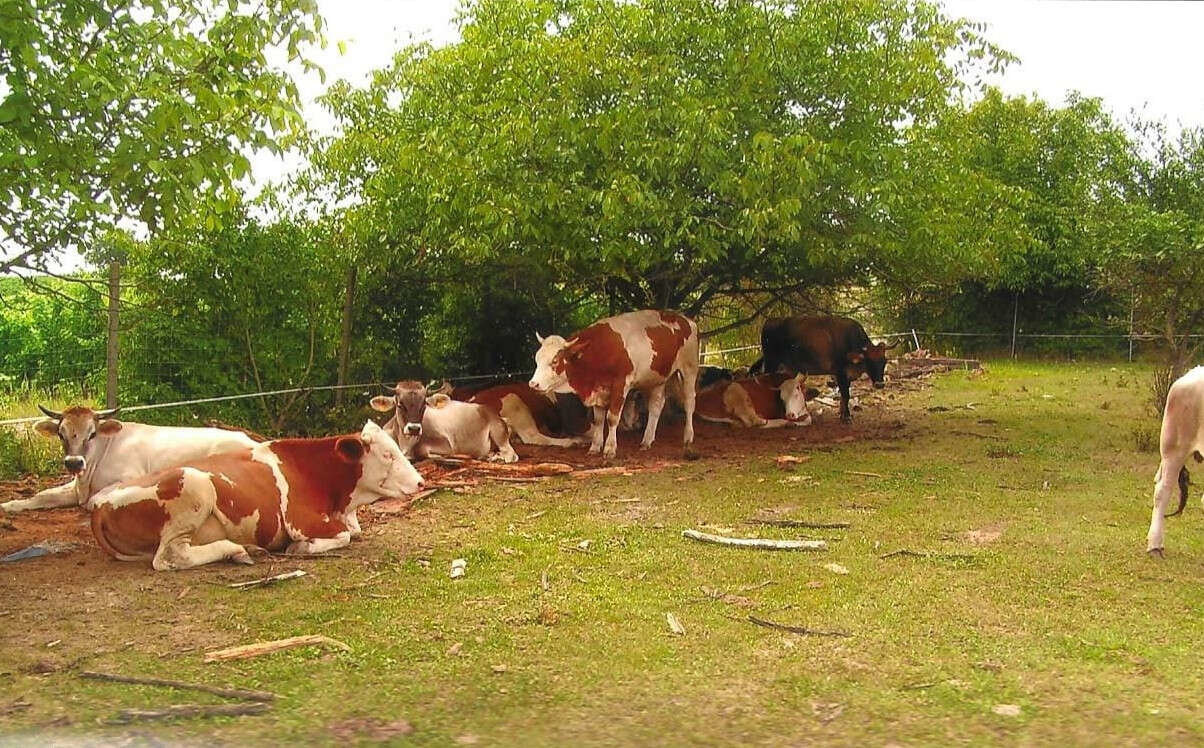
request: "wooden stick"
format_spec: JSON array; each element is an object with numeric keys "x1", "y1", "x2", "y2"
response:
[
  {"x1": 682, "y1": 529, "x2": 827, "y2": 551},
  {"x1": 108, "y1": 702, "x2": 270, "y2": 724},
  {"x1": 80, "y1": 671, "x2": 276, "y2": 702},
  {"x1": 227, "y1": 570, "x2": 306, "y2": 590},
  {"x1": 746, "y1": 519, "x2": 851, "y2": 530},
  {"x1": 203, "y1": 635, "x2": 350, "y2": 663},
  {"x1": 484, "y1": 475, "x2": 544, "y2": 483},
  {"x1": 666, "y1": 613, "x2": 686, "y2": 636},
  {"x1": 878, "y1": 549, "x2": 976, "y2": 561},
  {"x1": 747, "y1": 615, "x2": 851, "y2": 638},
  {"x1": 845, "y1": 471, "x2": 884, "y2": 479}
]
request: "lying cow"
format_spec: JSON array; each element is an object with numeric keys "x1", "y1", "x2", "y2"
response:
[
  {"x1": 465, "y1": 383, "x2": 588, "y2": 448},
  {"x1": 530, "y1": 310, "x2": 699, "y2": 458},
  {"x1": 1, "y1": 405, "x2": 258, "y2": 514},
  {"x1": 370, "y1": 381, "x2": 518, "y2": 463},
  {"x1": 696, "y1": 373, "x2": 820, "y2": 428},
  {"x1": 750, "y1": 315, "x2": 898, "y2": 423},
  {"x1": 90, "y1": 421, "x2": 422, "y2": 570},
  {"x1": 1147, "y1": 366, "x2": 1204, "y2": 557}
]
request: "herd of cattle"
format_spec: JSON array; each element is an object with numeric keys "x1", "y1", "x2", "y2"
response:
[{"x1": 16, "y1": 307, "x2": 1203, "y2": 567}]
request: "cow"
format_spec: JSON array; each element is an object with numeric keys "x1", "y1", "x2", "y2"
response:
[
  {"x1": 370, "y1": 381, "x2": 518, "y2": 463},
  {"x1": 1147, "y1": 366, "x2": 1204, "y2": 557},
  {"x1": 698, "y1": 365, "x2": 735, "y2": 389},
  {"x1": 529, "y1": 310, "x2": 699, "y2": 459},
  {"x1": 749, "y1": 315, "x2": 898, "y2": 423},
  {"x1": 465, "y1": 383, "x2": 589, "y2": 448},
  {"x1": 695, "y1": 373, "x2": 820, "y2": 428},
  {"x1": 89, "y1": 421, "x2": 423, "y2": 570},
  {"x1": 1, "y1": 405, "x2": 258, "y2": 514}
]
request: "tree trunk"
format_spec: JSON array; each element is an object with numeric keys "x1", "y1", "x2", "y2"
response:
[
  {"x1": 105, "y1": 260, "x2": 120, "y2": 408},
  {"x1": 335, "y1": 264, "x2": 357, "y2": 406}
]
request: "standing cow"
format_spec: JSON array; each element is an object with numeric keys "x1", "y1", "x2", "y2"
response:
[
  {"x1": 90, "y1": 421, "x2": 423, "y2": 570},
  {"x1": 529, "y1": 310, "x2": 699, "y2": 459},
  {"x1": 1147, "y1": 366, "x2": 1204, "y2": 557},
  {"x1": 2, "y1": 405, "x2": 258, "y2": 514},
  {"x1": 370, "y1": 381, "x2": 518, "y2": 463},
  {"x1": 750, "y1": 315, "x2": 897, "y2": 423}
]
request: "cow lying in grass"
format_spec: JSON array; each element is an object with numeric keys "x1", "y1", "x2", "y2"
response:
[
  {"x1": 371, "y1": 381, "x2": 519, "y2": 463},
  {"x1": 2, "y1": 405, "x2": 258, "y2": 514},
  {"x1": 90, "y1": 421, "x2": 423, "y2": 570},
  {"x1": 695, "y1": 373, "x2": 820, "y2": 428},
  {"x1": 1147, "y1": 366, "x2": 1204, "y2": 557}
]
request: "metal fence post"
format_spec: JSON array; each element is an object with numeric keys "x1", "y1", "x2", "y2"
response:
[{"x1": 105, "y1": 260, "x2": 120, "y2": 408}]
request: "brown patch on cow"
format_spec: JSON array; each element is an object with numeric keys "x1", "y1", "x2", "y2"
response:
[
  {"x1": 91, "y1": 496, "x2": 170, "y2": 560},
  {"x1": 207, "y1": 456, "x2": 284, "y2": 549},
  {"x1": 270, "y1": 437, "x2": 360, "y2": 538},
  {"x1": 648, "y1": 313, "x2": 693, "y2": 377},
  {"x1": 554, "y1": 323, "x2": 634, "y2": 405},
  {"x1": 739, "y1": 375, "x2": 791, "y2": 420},
  {"x1": 695, "y1": 381, "x2": 733, "y2": 421},
  {"x1": 470, "y1": 384, "x2": 564, "y2": 436}
]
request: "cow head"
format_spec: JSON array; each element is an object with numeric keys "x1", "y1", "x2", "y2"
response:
[
  {"x1": 776, "y1": 374, "x2": 813, "y2": 424},
  {"x1": 370, "y1": 381, "x2": 452, "y2": 438},
  {"x1": 33, "y1": 405, "x2": 123, "y2": 476},
  {"x1": 343, "y1": 420, "x2": 425, "y2": 503},
  {"x1": 846, "y1": 340, "x2": 898, "y2": 389},
  {"x1": 529, "y1": 333, "x2": 578, "y2": 394}
]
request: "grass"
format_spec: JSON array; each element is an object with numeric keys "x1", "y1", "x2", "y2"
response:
[{"x1": 1, "y1": 360, "x2": 1201, "y2": 745}]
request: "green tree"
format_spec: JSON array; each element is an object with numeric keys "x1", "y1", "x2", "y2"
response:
[
  {"x1": 316, "y1": 0, "x2": 1011, "y2": 321},
  {"x1": 0, "y1": 0, "x2": 324, "y2": 273}
]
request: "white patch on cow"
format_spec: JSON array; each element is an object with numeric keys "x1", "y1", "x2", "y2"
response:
[
  {"x1": 779, "y1": 374, "x2": 812, "y2": 425},
  {"x1": 90, "y1": 483, "x2": 159, "y2": 510},
  {"x1": 350, "y1": 420, "x2": 424, "y2": 507},
  {"x1": 252, "y1": 441, "x2": 297, "y2": 539},
  {"x1": 1148, "y1": 366, "x2": 1204, "y2": 554},
  {"x1": 529, "y1": 334, "x2": 571, "y2": 393}
]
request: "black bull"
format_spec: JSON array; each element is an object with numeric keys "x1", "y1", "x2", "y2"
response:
[{"x1": 749, "y1": 316, "x2": 897, "y2": 423}]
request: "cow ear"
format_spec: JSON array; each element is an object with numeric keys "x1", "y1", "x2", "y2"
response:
[
  {"x1": 426, "y1": 393, "x2": 451, "y2": 409},
  {"x1": 96, "y1": 419, "x2": 123, "y2": 436},
  {"x1": 369, "y1": 396, "x2": 395, "y2": 412},
  {"x1": 847, "y1": 351, "x2": 864, "y2": 364},
  {"x1": 335, "y1": 436, "x2": 366, "y2": 463},
  {"x1": 33, "y1": 419, "x2": 59, "y2": 438}
]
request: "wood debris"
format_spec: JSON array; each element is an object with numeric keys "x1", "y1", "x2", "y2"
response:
[
  {"x1": 666, "y1": 613, "x2": 686, "y2": 636},
  {"x1": 747, "y1": 615, "x2": 851, "y2": 638},
  {"x1": 80, "y1": 671, "x2": 276, "y2": 702},
  {"x1": 746, "y1": 518, "x2": 850, "y2": 530},
  {"x1": 203, "y1": 635, "x2": 350, "y2": 663},
  {"x1": 878, "y1": 549, "x2": 976, "y2": 562},
  {"x1": 109, "y1": 703, "x2": 270, "y2": 724},
  {"x1": 682, "y1": 529, "x2": 827, "y2": 552},
  {"x1": 227, "y1": 569, "x2": 306, "y2": 590}
]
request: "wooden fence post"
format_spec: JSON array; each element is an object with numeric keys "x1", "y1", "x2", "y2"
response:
[
  {"x1": 1010, "y1": 292, "x2": 1019, "y2": 359},
  {"x1": 105, "y1": 260, "x2": 120, "y2": 408}
]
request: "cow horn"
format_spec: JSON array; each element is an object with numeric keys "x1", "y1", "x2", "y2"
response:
[
  {"x1": 535, "y1": 332, "x2": 545, "y2": 345},
  {"x1": 95, "y1": 407, "x2": 121, "y2": 419},
  {"x1": 381, "y1": 383, "x2": 398, "y2": 394},
  {"x1": 883, "y1": 339, "x2": 901, "y2": 350},
  {"x1": 37, "y1": 404, "x2": 63, "y2": 420}
]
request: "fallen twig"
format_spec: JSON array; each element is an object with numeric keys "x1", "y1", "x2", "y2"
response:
[
  {"x1": 666, "y1": 613, "x2": 686, "y2": 636},
  {"x1": 227, "y1": 570, "x2": 306, "y2": 590},
  {"x1": 108, "y1": 702, "x2": 270, "y2": 724},
  {"x1": 746, "y1": 519, "x2": 851, "y2": 530},
  {"x1": 878, "y1": 549, "x2": 976, "y2": 562},
  {"x1": 80, "y1": 671, "x2": 276, "y2": 702},
  {"x1": 203, "y1": 635, "x2": 350, "y2": 663},
  {"x1": 682, "y1": 529, "x2": 826, "y2": 551},
  {"x1": 845, "y1": 471, "x2": 884, "y2": 479},
  {"x1": 747, "y1": 615, "x2": 851, "y2": 638},
  {"x1": 949, "y1": 430, "x2": 1005, "y2": 441},
  {"x1": 484, "y1": 475, "x2": 544, "y2": 484}
]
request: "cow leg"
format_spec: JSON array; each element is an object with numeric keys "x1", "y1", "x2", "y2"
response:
[
  {"x1": 588, "y1": 406, "x2": 607, "y2": 454},
  {"x1": 153, "y1": 535, "x2": 253, "y2": 571},
  {"x1": 345, "y1": 510, "x2": 362, "y2": 539},
  {"x1": 680, "y1": 371, "x2": 697, "y2": 446},
  {"x1": 288, "y1": 530, "x2": 352, "y2": 556},
  {"x1": 836, "y1": 372, "x2": 853, "y2": 424},
  {"x1": 1, "y1": 479, "x2": 80, "y2": 513},
  {"x1": 639, "y1": 384, "x2": 667, "y2": 450},
  {"x1": 1148, "y1": 456, "x2": 1187, "y2": 556},
  {"x1": 486, "y1": 416, "x2": 520, "y2": 464}
]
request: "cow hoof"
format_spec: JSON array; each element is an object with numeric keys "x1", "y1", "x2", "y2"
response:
[
  {"x1": 231, "y1": 550, "x2": 255, "y2": 565},
  {"x1": 638, "y1": 442, "x2": 653, "y2": 451},
  {"x1": 1147, "y1": 548, "x2": 1165, "y2": 559},
  {"x1": 683, "y1": 446, "x2": 700, "y2": 461},
  {"x1": 587, "y1": 445, "x2": 602, "y2": 455}
]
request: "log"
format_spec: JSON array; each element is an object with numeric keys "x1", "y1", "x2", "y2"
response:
[
  {"x1": 227, "y1": 570, "x2": 306, "y2": 590},
  {"x1": 878, "y1": 549, "x2": 976, "y2": 561},
  {"x1": 746, "y1": 519, "x2": 851, "y2": 530},
  {"x1": 108, "y1": 702, "x2": 270, "y2": 724},
  {"x1": 80, "y1": 671, "x2": 276, "y2": 702},
  {"x1": 747, "y1": 615, "x2": 851, "y2": 638},
  {"x1": 682, "y1": 529, "x2": 827, "y2": 551},
  {"x1": 203, "y1": 635, "x2": 350, "y2": 663}
]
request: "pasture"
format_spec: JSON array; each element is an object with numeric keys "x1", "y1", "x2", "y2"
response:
[{"x1": 0, "y1": 360, "x2": 1199, "y2": 745}]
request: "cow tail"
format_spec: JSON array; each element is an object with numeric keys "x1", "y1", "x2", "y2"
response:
[
  {"x1": 1166, "y1": 465, "x2": 1190, "y2": 517},
  {"x1": 90, "y1": 507, "x2": 150, "y2": 562}
]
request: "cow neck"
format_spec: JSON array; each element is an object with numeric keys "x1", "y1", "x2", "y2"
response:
[
  {"x1": 78, "y1": 433, "x2": 115, "y2": 505},
  {"x1": 266, "y1": 436, "x2": 362, "y2": 514}
]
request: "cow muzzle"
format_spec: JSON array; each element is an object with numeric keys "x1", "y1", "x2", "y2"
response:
[
  {"x1": 63, "y1": 456, "x2": 86, "y2": 475},
  {"x1": 528, "y1": 380, "x2": 542, "y2": 392},
  {"x1": 403, "y1": 423, "x2": 422, "y2": 437}
]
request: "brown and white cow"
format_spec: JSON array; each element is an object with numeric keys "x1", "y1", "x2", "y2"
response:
[
  {"x1": 465, "y1": 383, "x2": 589, "y2": 448},
  {"x1": 370, "y1": 381, "x2": 518, "y2": 463},
  {"x1": 695, "y1": 373, "x2": 820, "y2": 428},
  {"x1": 529, "y1": 310, "x2": 699, "y2": 458},
  {"x1": 1147, "y1": 366, "x2": 1204, "y2": 557},
  {"x1": 2, "y1": 405, "x2": 258, "y2": 514},
  {"x1": 90, "y1": 421, "x2": 423, "y2": 570}
]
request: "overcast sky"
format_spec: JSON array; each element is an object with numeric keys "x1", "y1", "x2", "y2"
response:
[{"x1": 251, "y1": 0, "x2": 1204, "y2": 186}]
